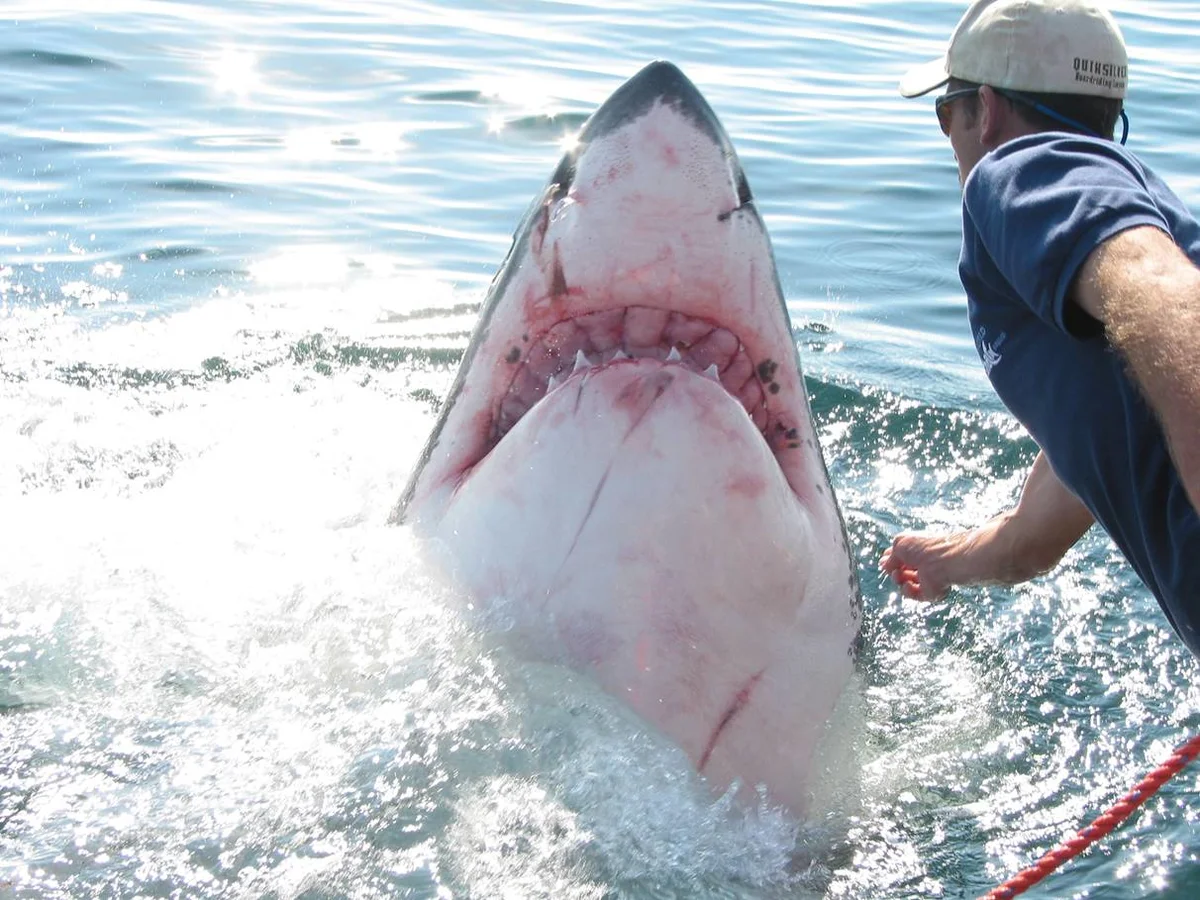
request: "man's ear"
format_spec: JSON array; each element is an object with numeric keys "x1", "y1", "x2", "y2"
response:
[{"x1": 976, "y1": 85, "x2": 1005, "y2": 145}]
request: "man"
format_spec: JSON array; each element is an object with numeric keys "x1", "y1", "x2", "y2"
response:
[{"x1": 882, "y1": 0, "x2": 1200, "y2": 657}]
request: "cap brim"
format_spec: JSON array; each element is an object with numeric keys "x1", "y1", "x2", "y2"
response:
[{"x1": 899, "y1": 56, "x2": 950, "y2": 98}]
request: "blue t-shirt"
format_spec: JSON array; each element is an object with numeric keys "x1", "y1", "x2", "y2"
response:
[{"x1": 960, "y1": 132, "x2": 1200, "y2": 657}]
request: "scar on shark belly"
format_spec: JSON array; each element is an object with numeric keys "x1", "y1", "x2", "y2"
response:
[{"x1": 698, "y1": 668, "x2": 765, "y2": 771}]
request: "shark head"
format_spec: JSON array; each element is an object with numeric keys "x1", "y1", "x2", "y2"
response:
[{"x1": 397, "y1": 61, "x2": 861, "y2": 815}]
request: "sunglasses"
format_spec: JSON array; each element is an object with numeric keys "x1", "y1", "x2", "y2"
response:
[
  {"x1": 933, "y1": 86, "x2": 1130, "y2": 145},
  {"x1": 934, "y1": 87, "x2": 979, "y2": 136}
]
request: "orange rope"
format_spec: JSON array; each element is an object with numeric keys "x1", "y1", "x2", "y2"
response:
[{"x1": 980, "y1": 733, "x2": 1200, "y2": 900}]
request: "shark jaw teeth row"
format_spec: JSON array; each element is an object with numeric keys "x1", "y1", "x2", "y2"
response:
[
  {"x1": 543, "y1": 346, "x2": 721, "y2": 392},
  {"x1": 493, "y1": 307, "x2": 770, "y2": 444}
]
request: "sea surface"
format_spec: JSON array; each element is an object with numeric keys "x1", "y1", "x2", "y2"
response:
[{"x1": 2, "y1": 1, "x2": 1199, "y2": 898}]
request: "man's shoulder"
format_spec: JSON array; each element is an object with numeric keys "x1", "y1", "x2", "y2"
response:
[
  {"x1": 967, "y1": 133, "x2": 1152, "y2": 214},
  {"x1": 985, "y1": 132, "x2": 1146, "y2": 178}
]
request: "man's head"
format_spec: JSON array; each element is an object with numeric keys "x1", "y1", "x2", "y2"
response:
[{"x1": 900, "y1": 0, "x2": 1128, "y2": 181}]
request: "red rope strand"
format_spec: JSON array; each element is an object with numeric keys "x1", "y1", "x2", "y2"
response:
[{"x1": 980, "y1": 733, "x2": 1200, "y2": 900}]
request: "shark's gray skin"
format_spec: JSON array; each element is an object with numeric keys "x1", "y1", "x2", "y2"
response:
[{"x1": 395, "y1": 61, "x2": 861, "y2": 815}]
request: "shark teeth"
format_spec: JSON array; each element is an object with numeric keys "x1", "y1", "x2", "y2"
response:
[
  {"x1": 541, "y1": 342, "x2": 729, "y2": 398},
  {"x1": 494, "y1": 317, "x2": 762, "y2": 447}
]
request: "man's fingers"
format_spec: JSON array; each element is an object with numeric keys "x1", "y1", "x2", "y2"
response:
[
  {"x1": 886, "y1": 566, "x2": 949, "y2": 602},
  {"x1": 881, "y1": 541, "x2": 918, "y2": 573},
  {"x1": 883, "y1": 564, "x2": 936, "y2": 601},
  {"x1": 882, "y1": 533, "x2": 955, "y2": 602}
]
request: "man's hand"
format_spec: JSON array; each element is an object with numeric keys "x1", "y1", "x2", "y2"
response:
[
  {"x1": 881, "y1": 526, "x2": 1003, "y2": 602},
  {"x1": 881, "y1": 452, "x2": 1094, "y2": 601}
]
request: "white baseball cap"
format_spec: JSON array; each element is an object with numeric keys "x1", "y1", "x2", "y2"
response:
[{"x1": 899, "y1": 0, "x2": 1128, "y2": 99}]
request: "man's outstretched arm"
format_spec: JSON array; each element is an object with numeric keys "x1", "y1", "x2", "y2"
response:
[{"x1": 880, "y1": 451, "x2": 1095, "y2": 602}]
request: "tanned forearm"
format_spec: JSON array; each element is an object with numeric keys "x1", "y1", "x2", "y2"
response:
[
  {"x1": 881, "y1": 451, "x2": 1093, "y2": 601},
  {"x1": 1074, "y1": 226, "x2": 1200, "y2": 518},
  {"x1": 1005, "y1": 451, "x2": 1096, "y2": 575}
]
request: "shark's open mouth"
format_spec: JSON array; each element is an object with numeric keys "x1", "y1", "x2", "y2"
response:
[{"x1": 492, "y1": 305, "x2": 804, "y2": 458}]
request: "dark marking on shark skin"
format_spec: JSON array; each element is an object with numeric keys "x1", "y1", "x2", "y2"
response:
[
  {"x1": 564, "y1": 466, "x2": 612, "y2": 568},
  {"x1": 572, "y1": 376, "x2": 587, "y2": 416},
  {"x1": 556, "y1": 370, "x2": 675, "y2": 578},
  {"x1": 531, "y1": 203, "x2": 550, "y2": 256},
  {"x1": 769, "y1": 421, "x2": 803, "y2": 451},
  {"x1": 735, "y1": 167, "x2": 752, "y2": 209},
  {"x1": 717, "y1": 201, "x2": 752, "y2": 223},
  {"x1": 699, "y1": 668, "x2": 766, "y2": 771},
  {"x1": 614, "y1": 370, "x2": 674, "y2": 419},
  {"x1": 506, "y1": 347, "x2": 521, "y2": 364},
  {"x1": 756, "y1": 359, "x2": 778, "y2": 383},
  {"x1": 551, "y1": 246, "x2": 569, "y2": 301}
]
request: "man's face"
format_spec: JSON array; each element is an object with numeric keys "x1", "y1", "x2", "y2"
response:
[{"x1": 936, "y1": 87, "x2": 987, "y2": 187}]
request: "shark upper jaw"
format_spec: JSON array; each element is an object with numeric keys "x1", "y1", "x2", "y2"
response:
[{"x1": 396, "y1": 61, "x2": 831, "y2": 524}]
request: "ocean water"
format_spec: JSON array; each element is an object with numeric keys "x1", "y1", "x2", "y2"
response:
[{"x1": 2, "y1": 1, "x2": 1199, "y2": 898}]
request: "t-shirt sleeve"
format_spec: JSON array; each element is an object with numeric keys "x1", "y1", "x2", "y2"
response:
[{"x1": 963, "y1": 138, "x2": 1170, "y2": 335}]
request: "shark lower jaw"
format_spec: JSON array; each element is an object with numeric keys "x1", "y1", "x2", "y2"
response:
[
  {"x1": 481, "y1": 303, "x2": 804, "y2": 475},
  {"x1": 424, "y1": 344, "x2": 846, "y2": 815}
]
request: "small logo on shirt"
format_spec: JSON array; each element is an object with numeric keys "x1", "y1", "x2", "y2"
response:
[{"x1": 976, "y1": 327, "x2": 1007, "y2": 375}]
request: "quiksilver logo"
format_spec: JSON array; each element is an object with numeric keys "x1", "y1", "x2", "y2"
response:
[
  {"x1": 1074, "y1": 57, "x2": 1127, "y2": 79},
  {"x1": 1073, "y1": 57, "x2": 1127, "y2": 91}
]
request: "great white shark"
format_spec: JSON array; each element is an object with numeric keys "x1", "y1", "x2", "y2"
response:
[{"x1": 395, "y1": 61, "x2": 861, "y2": 815}]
